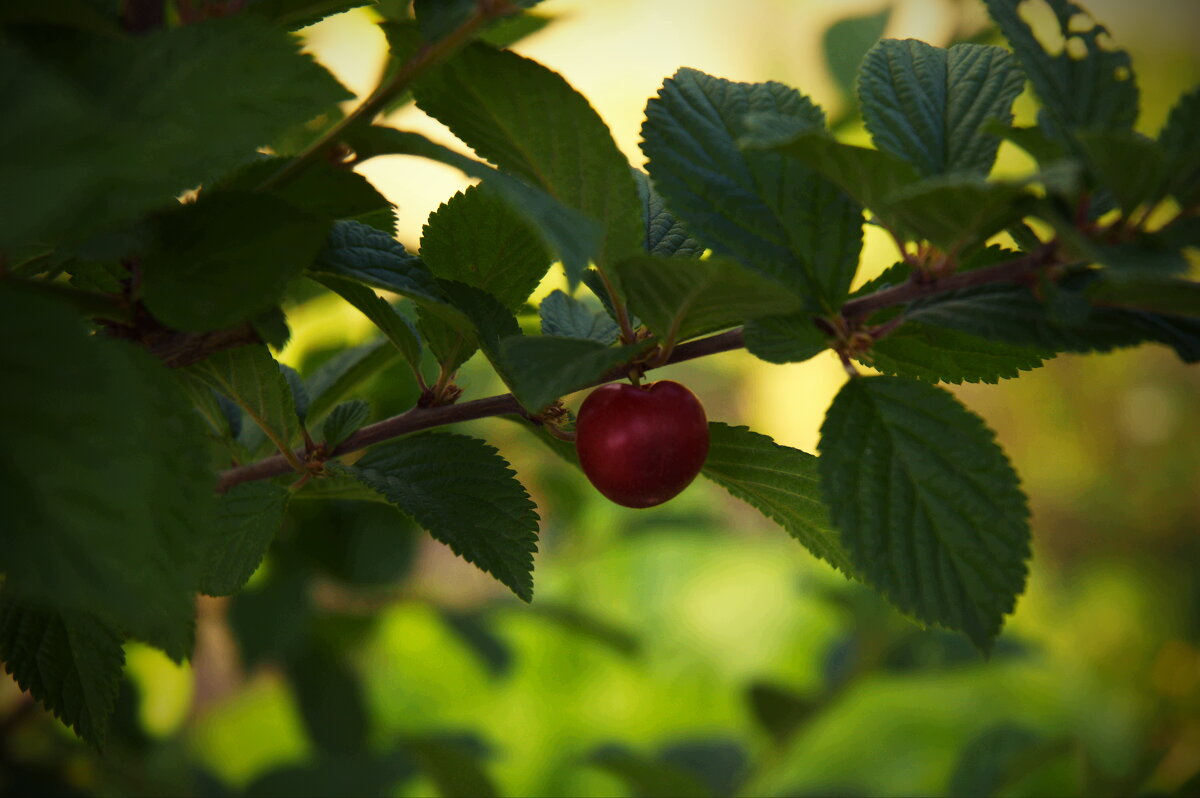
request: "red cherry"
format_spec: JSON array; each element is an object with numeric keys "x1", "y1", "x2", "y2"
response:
[{"x1": 575, "y1": 380, "x2": 710, "y2": 509}]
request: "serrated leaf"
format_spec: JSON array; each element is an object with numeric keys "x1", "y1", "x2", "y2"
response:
[
  {"x1": 314, "y1": 273, "x2": 423, "y2": 370},
  {"x1": 412, "y1": 42, "x2": 642, "y2": 281},
  {"x1": 983, "y1": 0, "x2": 1137, "y2": 139},
  {"x1": 420, "y1": 185, "x2": 551, "y2": 312},
  {"x1": 824, "y1": 7, "x2": 891, "y2": 101},
  {"x1": 344, "y1": 127, "x2": 601, "y2": 276},
  {"x1": 187, "y1": 344, "x2": 301, "y2": 457},
  {"x1": 305, "y1": 340, "x2": 400, "y2": 424},
  {"x1": 642, "y1": 68, "x2": 863, "y2": 310},
  {"x1": 311, "y1": 220, "x2": 445, "y2": 304},
  {"x1": 1085, "y1": 274, "x2": 1200, "y2": 318},
  {"x1": 0, "y1": 598, "x2": 125, "y2": 747},
  {"x1": 247, "y1": 0, "x2": 374, "y2": 29},
  {"x1": 420, "y1": 281, "x2": 522, "y2": 383},
  {"x1": 743, "y1": 313, "x2": 830, "y2": 364},
  {"x1": 223, "y1": 157, "x2": 392, "y2": 222},
  {"x1": 633, "y1": 170, "x2": 704, "y2": 258},
  {"x1": 582, "y1": 268, "x2": 642, "y2": 330},
  {"x1": 1159, "y1": 85, "x2": 1200, "y2": 207},
  {"x1": 280, "y1": 364, "x2": 310, "y2": 424},
  {"x1": 500, "y1": 336, "x2": 650, "y2": 413},
  {"x1": 613, "y1": 255, "x2": 804, "y2": 343},
  {"x1": 341, "y1": 433, "x2": 540, "y2": 600},
  {"x1": 200, "y1": 483, "x2": 290, "y2": 597},
  {"x1": 702, "y1": 423, "x2": 854, "y2": 575},
  {"x1": 868, "y1": 323, "x2": 1050, "y2": 383},
  {"x1": 1, "y1": 286, "x2": 213, "y2": 658},
  {"x1": 538, "y1": 290, "x2": 619, "y2": 343},
  {"x1": 884, "y1": 175, "x2": 1033, "y2": 252},
  {"x1": 253, "y1": 306, "x2": 293, "y2": 350},
  {"x1": 858, "y1": 39, "x2": 1024, "y2": 176},
  {"x1": 141, "y1": 191, "x2": 329, "y2": 332},
  {"x1": 818, "y1": 376, "x2": 1031, "y2": 650},
  {"x1": 908, "y1": 273, "x2": 1200, "y2": 362},
  {"x1": 0, "y1": 16, "x2": 351, "y2": 251},
  {"x1": 1076, "y1": 130, "x2": 1167, "y2": 213},
  {"x1": 322, "y1": 400, "x2": 372, "y2": 448}
]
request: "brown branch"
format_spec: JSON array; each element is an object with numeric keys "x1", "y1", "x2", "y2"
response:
[{"x1": 842, "y1": 243, "x2": 1060, "y2": 321}]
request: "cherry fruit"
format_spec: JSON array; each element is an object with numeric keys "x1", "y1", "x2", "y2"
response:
[{"x1": 575, "y1": 380, "x2": 710, "y2": 508}]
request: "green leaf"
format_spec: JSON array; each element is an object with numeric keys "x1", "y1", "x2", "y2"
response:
[
  {"x1": 313, "y1": 274, "x2": 423, "y2": 371},
  {"x1": 500, "y1": 336, "x2": 649, "y2": 413},
  {"x1": 200, "y1": 483, "x2": 290, "y2": 597},
  {"x1": 949, "y1": 723, "x2": 1044, "y2": 798},
  {"x1": 538, "y1": 290, "x2": 619, "y2": 343},
  {"x1": 0, "y1": 286, "x2": 213, "y2": 658},
  {"x1": 305, "y1": 340, "x2": 400, "y2": 425},
  {"x1": 1159, "y1": 85, "x2": 1200, "y2": 208},
  {"x1": 588, "y1": 746, "x2": 709, "y2": 798},
  {"x1": 280, "y1": 364, "x2": 310, "y2": 424},
  {"x1": 633, "y1": 170, "x2": 705, "y2": 258},
  {"x1": 186, "y1": 345, "x2": 301, "y2": 457},
  {"x1": 908, "y1": 274, "x2": 1200, "y2": 362},
  {"x1": 322, "y1": 400, "x2": 372, "y2": 448},
  {"x1": 420, "y1": 281, "x2": 522, "y2": 381},
  {"x1": 883, "y1": 175, "x2": 1034, "y2": 252},
  {"x1": 222, "y1": 157, "x2": 393, "y2": 223},
  {"x1": 342, "y1": 433, "x2": 540, "y2": 600},
  {"x1": 868, "y1": 323, "x2": 1051, "y2": 383},
  {"x1": 818, "y1": 376, "x2": 1031, "y2": 650},
  {"x1": 982, "y1": 0, "x2": 1137, "y2": 138},
  {"x1": 413, "y1": 42, "x2": 642, "y2": 280},
  {"x1": 420, "y1": 185, "x2": 552, "y2": 312},
  {"x1": 823, "y1": 7, "x2": 891, "y2": 101},
  {"x1": 613, "y1": 255, "x2": 804, "y2": 343},
  {"x1": 0, "y1": 598, "x2": 125, "y2": 747},
  {"x1": 0, "y1": 16, "x2": 351, "y2": 251},
  {"x1": 406, "y1": 736, "x2": 498, "y2": 798},
  {"x1": 246, "y1": 753, "x2": 415, "y2": 798},
  {"x1": 287, "y1": 642, "x2": 369, "y2": 755},
  {"x1": 642, "y1": 68, "x2": 863, "y2": 310},
  {"x1": 582, "y1": 268, "x2": 642, "y2": 330},
  {"x1": 702, "y1": 423, "x2": 854, "y2": 575},
  {"x1": 246, "y1": 0, "x2": 375, "y2": 29},
  {"x1": 743, "y1": 313, "x2": 830, "y2": 364},
  {"x1": 312, "y1": 220, "x2": 444, "y2": 304},
  {"x1": 344, "y1": 127, "x2": 602, "y2": 277},
  {"x1": 412, "y1": 0, "x2": 473, "y2": 41},
  {"x1": 1085, "y1": 274, "x2": 1200, "y2": 318},
  {"x1": 141, "y1": 191, "x2": 329, "y2": 331},
  {"x1": 1076, "y1": 130, "x2": 1167, "y2": 213},
  {"x1": 857, "y1": 39, "x2": 1024, "y2": 176}
]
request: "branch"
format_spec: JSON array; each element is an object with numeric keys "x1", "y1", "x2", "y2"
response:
[
  {"x1": 259, "y1": 1, "x2": 515, "y2": 190},
  {"x1": 842, "y1": 243, "x2": 1060, "y2": 320},
  {"x1": 214, "y1": 244, "x2": 1059, "y2": 494},
  {"x1": 214, "y1": 328, "x2": 747, "y2": 493}
]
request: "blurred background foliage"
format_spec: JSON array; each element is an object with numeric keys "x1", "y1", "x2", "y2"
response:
[{"x1": 3, "y1": 1, "x2": 1199, "y2": 796}]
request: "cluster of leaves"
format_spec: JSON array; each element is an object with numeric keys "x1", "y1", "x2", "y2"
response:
[{"x1": 1, "y1": 0, "x2": 1197, "y2": 751}]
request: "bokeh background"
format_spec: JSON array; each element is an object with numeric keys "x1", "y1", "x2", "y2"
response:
[{"x1": 3, "y1": 1, "x2": 1199, "y2": 795}]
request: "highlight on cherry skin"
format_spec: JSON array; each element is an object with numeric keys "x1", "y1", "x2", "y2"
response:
[{"x1": 574, "y1": 379, "x2": 710, "y2": 509}]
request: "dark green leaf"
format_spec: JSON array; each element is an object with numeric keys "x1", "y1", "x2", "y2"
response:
[
  {"x1": 229, "y1": 566, "x2": 311, "y2": 668},
  {"x1": 1159, "y1": 85, "x2": 1200, "y2": 207},
  {"x1": 322, "y1": 400, "x2": 372, "y2": 448},
  {"x1": 633, "y1": 170, "x2": 705, "y2": 258},
  {"x1": 1, "y1": 286, "x2": 212, "y2": 658},
  {"x1": 642, "y1": 68, "x2": 863, "y2": 310},
  {"x1": 743, "y1": 314, "x2": 830, "y2": 364},
  {"x1": 141, "y1": 191, "x2": 329, "y2": 331},
  {"x1": 501, "y1": 336, "x2": 649, "y2": 413},
  {"x1": 588, "y1": 746, "x2": 710, "y2": 798},
  {"x1": 0, "y1": 16, "x2": 351, "y2": 251},
  {"x1": 439, "y1": 609, "x2": 512, "y2": 677},
  {"x1": 312, "y1": 220, "x2": 444, "y2": 304},
  {"x1": 614, "y1": 255, "x2": 804, "y2": 343},
  {"x1": 479, "y1": 11, "x2": 553, "y2": 49},
  {"x1": 305, "y1": 341, "x2": 400, "y2": 424},
  {"x1": 1076, "y1": 130, "x2": 1167, "y2": 213},
  {"x1": 949, "y1": 724, "x2": 1044, "y2": 798},
  {"x1": 1085, "y1": 274, "x2": 1200, "y2": 318},
  {"x1": 253, "y1": 306, "x2": 293, "y2": 350},
  {"x1": 857, "y1": 39, "x2": 1024, "y2": 176},
  {"x1": 292, "y1": 501, "x2": 418, "y2": 585},
  {"x1": 823, "y1": 7, "x2": 891, "y2": 101},
  {"x1": 413, "y1": 42, "x2": 642, "y2": 281},
  {"x1": 313, "y1": 274, "x2": 423, "y2": 370},
  {"x1": 818, "y1": 377, "x2": 1031, "y2": 650},
  {"x1": 745, "y1": 681, "x2": 819, "y2": 745},
  {"x1": 702, "y1": 423, "x2": 854, "y2": 575},
  {"x1": 247, "y1": 0, "x2": 375, "y2": 29},
  {"x1": 186, "y1": 344, "x2": 301, "y2": 457},
  {"x1": 420, "y1": 281, "x2": 522, "y2": 382},
  {"x1": 420, "y1": 185, "x2": 552, "y2": 312},
  {"x1": 983, "y1": 0, "x2": 1137, "y2": 138},
  {"x1": 406, "y1": 735, "x2": 498, "y2": 798},
  {"x1": 521, "y1": 603, "x2": 640, "y2": 658},
  {"x1": 582, "y1": 268, "x2": 642, "y2": 330},
  {"x1": 0, "y1": 598, "x2": 124, "y2": 747},
  {"x1": 868, "y1": 322, "x2": 1050, "y2": 383},
  {"x1": 246, "y1": 752, "x2": 415, "y2": 798},
  {"x1": 200, "y1": 483, "x2": 290, "y2": 597},
  {"x1": 412, "y1": 0, "x2": 473, "y2": 41},
  {"x1": 538, "y1": 290, "x2": 619, "y2": 343},
  {"x1": 280, "y1": 364, "x2": 310, "y2": 424},
  {"x1": 287, "y1": 642, "x2": 369, "y2": 755},
  {"x1": 223, "y1": 158, "x2": 392, "y2": 222},
  {"x1": 342, "y1": 433, "x2": 540, "y2": 600},
  {"x1": 344, "y1": 127, "x2": 601, "y2": 276}
]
